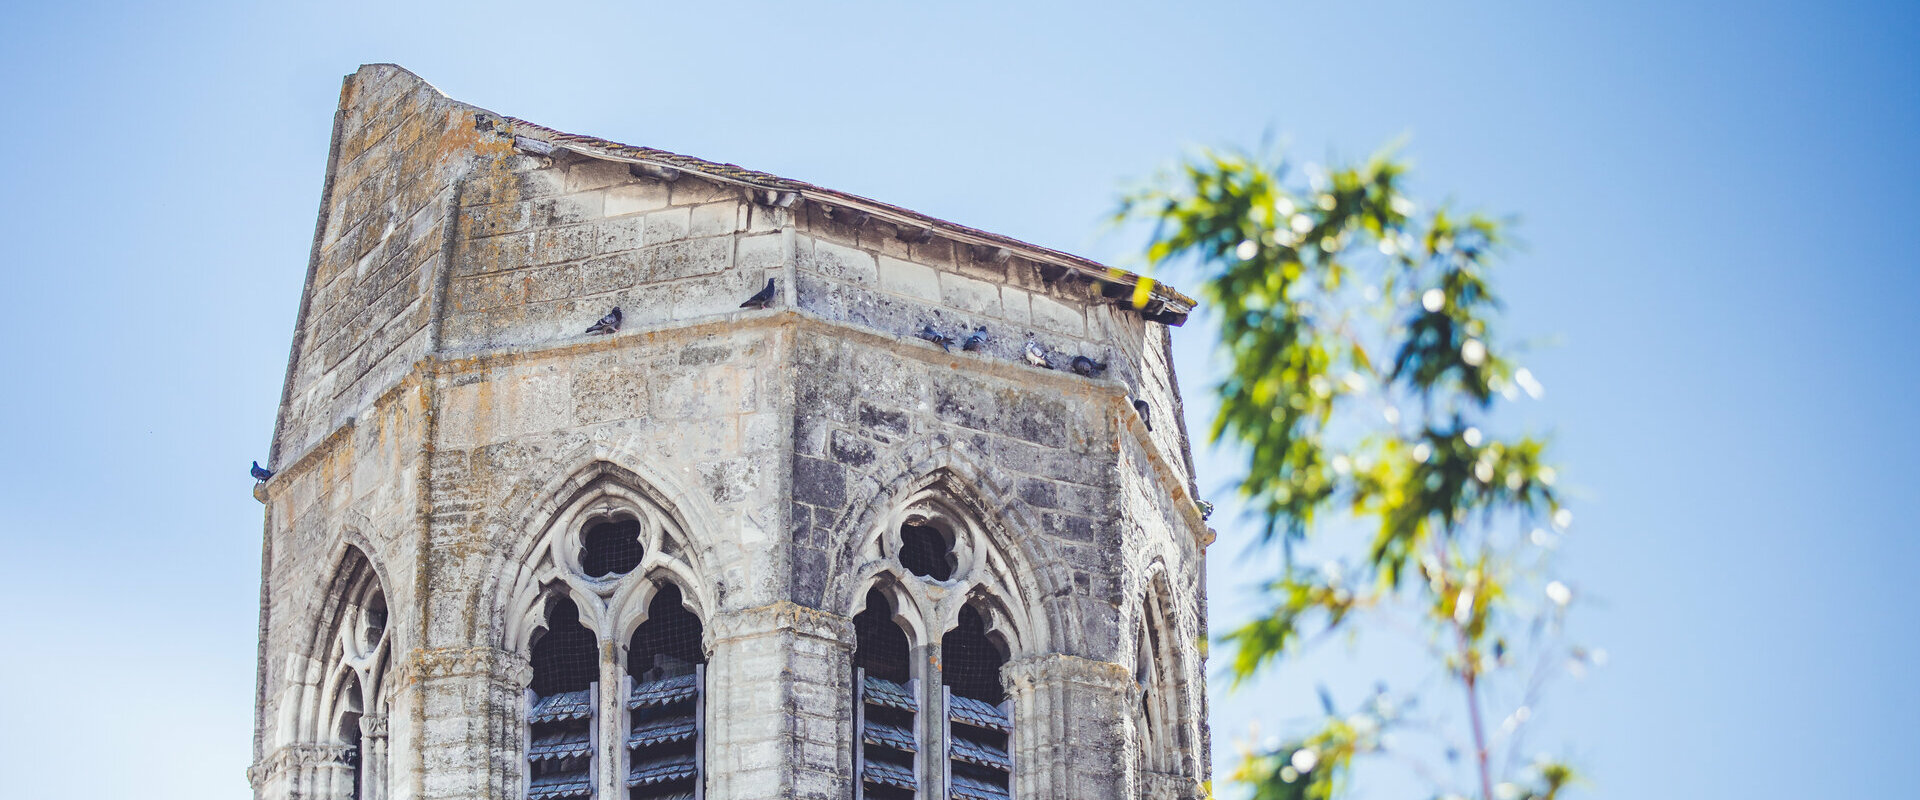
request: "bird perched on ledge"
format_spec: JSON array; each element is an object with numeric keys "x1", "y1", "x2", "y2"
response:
[
  {"x1": 917, "y1": 324, "x2": 956, "y2": 351},
  {"x1": 962, "y1": 326, "x2": 988, "y2": 352},
  {"x1": 586, "y1": 307, "x2": 622, "y2": 334},
  {"x1": 1132, "y1": 398, "x2": 1153, "y2": 431},
  {"x1": 1024, "y1": 340, "x2": 1052, "y2": 369},
  {"x1": 251, "y1": 461, "x2": 274, "y2": 482},
  {"x1": 1069, "y1": 355, "x2": 1108, "y2": 378},
  {"x1": 740, "y1": 278, "x2": 776, "y2": 309}
]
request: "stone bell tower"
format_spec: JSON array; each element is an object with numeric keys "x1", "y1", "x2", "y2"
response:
[{"x1": 250, "y1": 64, "x2": 1212, "y2": 800}]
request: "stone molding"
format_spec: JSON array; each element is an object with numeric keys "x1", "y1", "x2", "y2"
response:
[
  {"x1": 707, "y1": 600, "x2": 854, "y2": 647},
  {"x1": 392, "y1": 646, "x2": 532, "y2": 690},
  {"x1": 1004, "y1": 652, "x2": 1133, "y2": 693},
  {"x1": 246, "y1": 743, "x2": 357, "y2": 789}
]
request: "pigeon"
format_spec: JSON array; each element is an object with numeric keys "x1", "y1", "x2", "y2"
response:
[
  {"x1": 1024, "y1": 340, "x2": 1052, "y2": 369},
  {"x1": 251, "y1": 461, "x2": 274, "y2": 482},
  {"x1": 585, "y1": 307, "x2": 622, "y2": 334},
  {"x1": 962, "y1": 326, "x2": 988, "y2": 352},
  {"x1": 740, "y1": 278, "x2": 776, "y2": 309},
  {"x1": 1132, "y1": 398, "x2": 1153, "y2": 431},
  {"x1": 917, "y1": 324, "x2": 955, "y2": 351},
  {"x1": 1069, "y1": 355, "x2": 1108, "y2": 378}
]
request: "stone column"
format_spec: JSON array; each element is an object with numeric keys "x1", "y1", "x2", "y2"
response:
[
  {"x1": 360, "y1": 715, "x2": 389, "y2": 800},
  {"x1": 599, "y1": 640, "x2": 627, "y2": 800},
  {"x1": 703, "y1": 602, "x2": 856, "y2": 800},
  {"x1": 1004, "y1": 654, "x2": 1133, "y2": 800},
  {"x1": 393, "y1": 646, "x2": 526, "y2": 800}
]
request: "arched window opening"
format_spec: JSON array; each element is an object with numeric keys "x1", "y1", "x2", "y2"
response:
[
  {"x1": 942, "y1": 605, "x2": 1013, "y2": 800},
  {"x1": 528, "y1": 597, "x2": 596, "y2": 800},
  {"x1": 899, "y1": 523, "x2": 956, "y2": 581},
  {"x1": 626, "y1": 584, "x2": 705, "y2": 800},
  {"x1": 1135, "y1": 603, "x2": 1166, "y2": 773},
  {"x1": 338, "y1": 675, "x2": 365, "y2": 800},
  {"x1": 942, "y1": 606, "x2": 1006, "y2": 705},
  {"x1": 855, "y1": 589, "x2": 912, "y2": 684},
  {"x1": 853, "y1": 589, "x2": 918, "y2": 800},
  {"x1": 581, "y1": 518, "x2": 645, "y2": 578}
]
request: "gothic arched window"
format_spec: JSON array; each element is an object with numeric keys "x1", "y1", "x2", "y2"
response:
[
  {"x1": 942, "y1": 604, "x2": 1013, "y2": 800},
  {"x1": 307, "y1": 547, "x2": 390, "y2": 800},
  {"x1": 527, "y1": 597, "x2": 597, "y2": 800},
  {"x1": 508, "y1": 470, "x2": 717, "y2": 800},
  {"x1": 625, "y1": 584, "x2": 707, "y2": 800},
  {"x1": 853, "y1": 589, "x2": 918, "y2": 799}
]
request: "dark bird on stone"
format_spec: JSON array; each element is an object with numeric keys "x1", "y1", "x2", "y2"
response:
[
  {"x1": 962, "y1": 326, "x2": 988, "y2": 352},
  {"x1": 1069, "y1": 355, "x2": 1108, "y2": 378},
  {"x1": 251, "y1": 461, "x2": 274, "y2": 482},
  {"x1": 740, "y1": 278, "x2": 776, "y2": 309},
  {"x1": 1024, "y1": 340, "x2": 1052, "y2": 369},
  {"x1": 1132, "y1": 398, "x2": 1153, "y2": 431},
  {"x1": 585, "y1": 307, "x2": 622, "y2": 334},
  {"x1": 917, "y1": 324, "x2": 955, "y2": 351}
]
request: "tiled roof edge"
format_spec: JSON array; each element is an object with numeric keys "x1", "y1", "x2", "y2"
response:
[{"x1": 500, "y1": 117, "x2": 1194, "y2": 325}]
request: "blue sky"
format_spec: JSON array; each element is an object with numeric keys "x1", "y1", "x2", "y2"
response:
[{"x1": 1, "y1": 1, "x2": 1914, "y2": 797}]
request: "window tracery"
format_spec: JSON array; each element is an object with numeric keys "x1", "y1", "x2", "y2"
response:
[
  {"x1": 510, "y1": 475, "x2": 712, "y2": 800},
  {"x1": 306, "y1": 547, "x2": 391, "y2": 800}
]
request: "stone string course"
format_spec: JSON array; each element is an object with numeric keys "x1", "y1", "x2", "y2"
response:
[{"x1": 253, "y1": 64, "x2": 1210, "y2": 800}]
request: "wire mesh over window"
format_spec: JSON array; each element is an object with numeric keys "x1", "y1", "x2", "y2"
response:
[
  {"x1": 944, "y1": 605, "x2": 1014, "y2": 800},
  {"x1": 899, "y1": 523, "x2": 956, "y2": 581},
  {"x1": 855, "y1": 589, "x2": 912, "y2": 684},
  {"x1": 532, "y1": 597, "x2": 599, "y2": 696},
  {"x1": 941, "y1": 605, "x2": 1006, "y2": 704},
  {"x1": 855, "y1": 589, "x2": 918, "y2": 800},
  {"x1": 581, "y1": 518, "x2": 645, "y2": 578},
  {"x1": 628, "y1": 584, "x2": 706, "y2": 681}
]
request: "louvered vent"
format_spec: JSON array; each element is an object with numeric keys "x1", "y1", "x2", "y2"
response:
[
  {"x1": 856, "y1": 670, "x2": 919, "y2": 799},
  {"x1": 626, "y1": 668, "x2": 702, "y2": 800},
  {"x1": 627, "y1": 585, "x2": 706, "y2": 800},
  {"x1": 527, "y1": 686, "x2": 596, "y2": 800},
  {"x1": 944, "y1": 690, "x2": 1013, "y2": 800}
]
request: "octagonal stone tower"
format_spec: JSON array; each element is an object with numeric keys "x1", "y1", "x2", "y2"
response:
[{"x1": 250, "y1": 64, "x2": 1212, "y2": 800}]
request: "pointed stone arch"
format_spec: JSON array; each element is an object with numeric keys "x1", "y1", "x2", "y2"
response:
[
  {"x1": 1131, "y1": 560, "x2": 1203, "y2": 787},
  {"x1": 487, "y1": 444, "x2": 721, "y2": 657},
  {"x1": 277, "y1": 540, "x2": 392, "y2": 800},
  {"x1": 824, "y1": 443, "x2": 1065, "y2": 657}
]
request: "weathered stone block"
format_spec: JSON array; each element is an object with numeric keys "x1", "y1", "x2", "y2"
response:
[{"x1": 878, "y1": 255, "x2": 941, "y2": 301}]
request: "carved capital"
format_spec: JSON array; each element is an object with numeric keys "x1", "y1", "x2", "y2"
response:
[
  {"x1": 394, "y1": 646, "x2": 532, "y2": 690},
  {"x1": 246, "y1": 743, "x2": 358, "y2": 789},
  {"x1": 707, "y1": 601, "x2": 855, "y2": 650},
  {"x1": 1004, "y1": 653, "x2": 1133, "y2": 694},
  {"x1": 360, "y1": 714, "x2": 389, "y2": 740}
]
